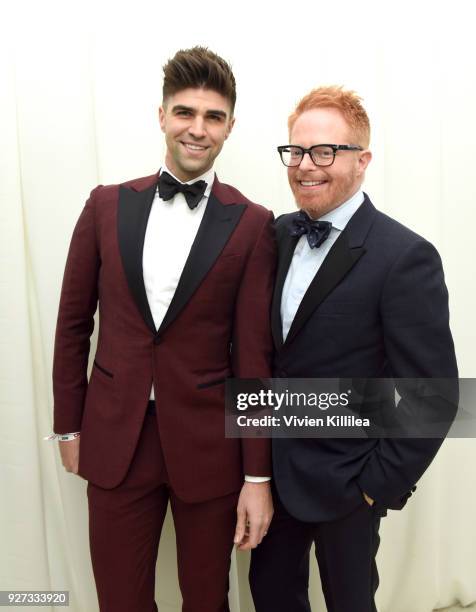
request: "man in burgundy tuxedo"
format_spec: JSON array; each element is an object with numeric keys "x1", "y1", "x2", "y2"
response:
[{"x1": 52, "y1": 47, "x2": 275, "y2": 612}]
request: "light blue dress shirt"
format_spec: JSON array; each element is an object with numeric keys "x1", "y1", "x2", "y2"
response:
[{"x1": 281, "y1": 189, "x2": 365, "y2": 341}]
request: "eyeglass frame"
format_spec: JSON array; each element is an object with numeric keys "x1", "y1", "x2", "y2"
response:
[{"x1": 277, "y1": 144, "x2": 364, "y2": 167}]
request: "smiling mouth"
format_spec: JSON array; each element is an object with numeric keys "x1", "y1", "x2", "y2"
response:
[
  {"x1": 299, "y1": 180, "x2": 327, "y2": 187},
  {"x1": 181, "y1": 142, "x2": 209, "y2": 152}
]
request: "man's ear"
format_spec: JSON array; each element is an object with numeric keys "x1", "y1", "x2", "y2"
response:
[
  {"x1": 158, "y1": 105, "x2": 166, "y2": 133},
  {"x1": 225, "y1": 116, "x2": 236, "y2": 140},
  {"x1": 358, "y1": 150, "x2": 372, "y2": 175}
]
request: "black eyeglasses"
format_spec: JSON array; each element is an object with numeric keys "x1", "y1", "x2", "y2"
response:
[{"x1": 277, "y1": 144, "x2": 364, "y2": 167}]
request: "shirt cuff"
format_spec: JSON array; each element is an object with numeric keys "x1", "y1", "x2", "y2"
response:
[{"x1": 244, "y1": 475, "x2": 272, "y2": 483}]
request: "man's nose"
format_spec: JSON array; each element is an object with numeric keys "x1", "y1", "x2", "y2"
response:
[
  {"x1": 298, "y1": 151, "x2": 316, "y2": 171},
  {"x1": 188, "y1": 116, "x2": 206, "y2": 139}
]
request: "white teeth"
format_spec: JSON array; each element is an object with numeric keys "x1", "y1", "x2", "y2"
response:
[
  {"x1": 300, "y1": 181, "x2": 325, "y2": 186},
  {"x1": 183, "y1": 143, "x2": 206, "y2": 150}
]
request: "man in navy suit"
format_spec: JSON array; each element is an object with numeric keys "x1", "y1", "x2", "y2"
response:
[{"x1": 249, "y1": 86, "x2": 458, "y2": 612}]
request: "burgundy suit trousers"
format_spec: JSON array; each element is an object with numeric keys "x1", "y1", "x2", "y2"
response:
[{"x1": 87, "y1": 411, "x2": 239, "y2": 612}]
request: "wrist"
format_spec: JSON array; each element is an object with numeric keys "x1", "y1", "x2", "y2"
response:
[
  {"x1": 244, "y1": 475, "x2": 271, "y2": 483},
  {"x1": 44, "y1": 432, "x2": 80, "y2": 442}
]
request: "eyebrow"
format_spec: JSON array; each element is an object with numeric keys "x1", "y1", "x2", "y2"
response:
[{"x1": 172, "y1": 105, "x2": 228, "y2": 119}]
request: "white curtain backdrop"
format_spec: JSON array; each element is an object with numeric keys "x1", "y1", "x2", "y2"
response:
[{"x1": 1, "y1": 0, "x2": 475, "y2": 610}]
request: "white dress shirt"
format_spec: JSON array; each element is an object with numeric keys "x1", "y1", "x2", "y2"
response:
[
  {"x1": 143, "y1": 163, "x2": 214, "y2": 402},
  {"x1": 281, "y1": 189, "x2": 365, "y2": 341}
]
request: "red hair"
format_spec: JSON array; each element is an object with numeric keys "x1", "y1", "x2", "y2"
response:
[{"x1": 288, "y1": 86, "x2": 370, "y2": 147}]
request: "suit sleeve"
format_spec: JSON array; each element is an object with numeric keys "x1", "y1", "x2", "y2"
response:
[
  {"x1": 52, "y1": 187, "x2": 102, "y2": 433},
  {"x1": 232, "y1": 210, "x2": 277, "y2": 477},
  {"x1": 357, "y1": 239, "x2": 458, "y2": 506}
]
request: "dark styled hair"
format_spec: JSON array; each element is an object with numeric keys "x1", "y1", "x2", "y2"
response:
[{"x1": 162, "y1": 46, "x2": 236, "y2": 114}]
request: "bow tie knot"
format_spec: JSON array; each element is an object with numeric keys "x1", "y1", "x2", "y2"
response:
[
  {"x1": 290, "y1": 211, "x2": 333, "y2": 249},
  {"x1": 158, "y1": 171, "x2": 207, "y2": 210}
]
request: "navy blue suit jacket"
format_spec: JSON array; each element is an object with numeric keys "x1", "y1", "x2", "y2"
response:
[{"x1": 272, "y1": 194, "x2": 458, "y2": 522}]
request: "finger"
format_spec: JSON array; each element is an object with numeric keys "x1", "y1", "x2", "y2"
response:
[
  {"x1": 246, "y1": 519, "x2": 261, "y2": 549},
  {"x1": 234, "y1": 510, "x2": 246, "y2": 544},
  {"x1": 253, "y1": 512, "x2": 273, "y2": 546},
  {"x1": 237, "y1": 530, "x2": 252, "y2": 551},
  {"x1": 257, "y1": 525, "x2": 268, "y2": 544},
  {"x1": 259, "y1": 512, "x2": 273, "y2": 540}
]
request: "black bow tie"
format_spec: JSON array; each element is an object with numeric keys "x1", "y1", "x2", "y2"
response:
[
  {"x1": 158, "y1": 171, "x2": 207, "y2": 210},
  {"x1": 290, "y1": 211, "x2": 333, "y2": 249}
]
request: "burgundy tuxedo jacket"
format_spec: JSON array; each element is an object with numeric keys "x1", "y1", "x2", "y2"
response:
[{"x1": 53, "y1": 171, "x2": 276, "y2": 502}]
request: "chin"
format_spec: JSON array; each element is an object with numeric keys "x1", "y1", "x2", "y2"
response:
[
  {"x1": 177, "y1": 161, "x2": 207, "y2": 179},
  {"x1": 297, "y1": 194, "x2": 342, "y2": 219},
  {"x1": 297, "y1": 202, "x2": 325, "y2": 219}
]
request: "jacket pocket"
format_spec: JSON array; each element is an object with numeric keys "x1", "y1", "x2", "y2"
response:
[
  {"x1": 197, "y1": 377, "x2": 227, "y2": 390},
  {"x1": 93, "y1": 360, "x2": 114, "y2": 378}
]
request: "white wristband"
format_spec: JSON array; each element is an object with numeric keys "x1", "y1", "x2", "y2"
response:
[{"x1": 43, "y1": 432, "x2": 80, "y2": 442}]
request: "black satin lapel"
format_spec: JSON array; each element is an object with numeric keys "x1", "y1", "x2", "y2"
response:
[
  {"x1": 284, "y1": 233, "x2": 365, "y2": 346},
  {"x1": 117, "y1": 183, "x2": 157, "y2": 334},
  {"x1": 158, "y1": 193, "x2": 246, "y2": 334},
  {"x1": 271, "y1": 232, "x2": 299, "y2": 348}
]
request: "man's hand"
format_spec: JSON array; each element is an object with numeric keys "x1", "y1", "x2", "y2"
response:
[
  {"x1": 59, "y1": 438, "x2": 80, "y2": 474},
  {"x1": 363, "y1": 492, "x2": 374, "y2": 506},
  {"x1": 234, "y1": 481, "x2": 273, "y2": 551}
]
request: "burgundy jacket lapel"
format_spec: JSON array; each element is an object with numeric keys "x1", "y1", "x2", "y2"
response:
[{"x1": 117, "y1": 172, "x2": 247, "y2": 336}]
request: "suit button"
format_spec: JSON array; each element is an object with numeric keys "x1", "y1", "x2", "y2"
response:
[{"x1": 153, "y1": 335, "x2": 161, "y2": 345}]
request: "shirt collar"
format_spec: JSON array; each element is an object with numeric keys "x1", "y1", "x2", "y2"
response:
[
  {"x1": 160, "y1": 163, "x2": 215, "y2": 200},
  {"x1": 318, "y1": 189, "x2": 365, "y2": 231}
]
